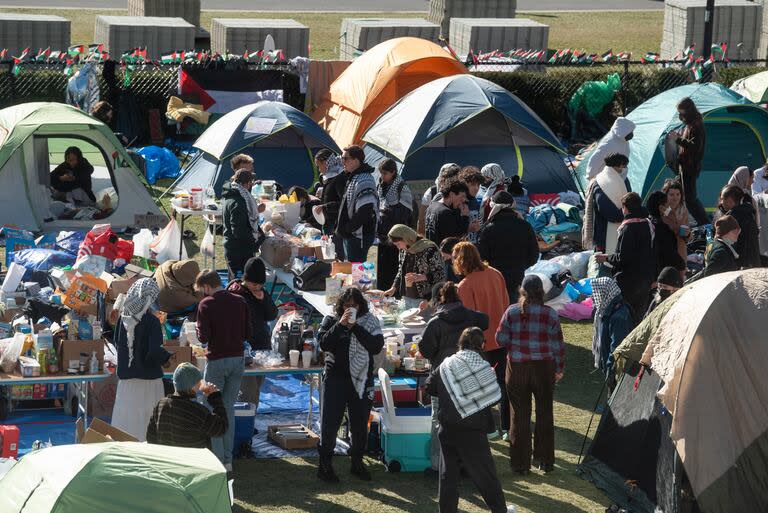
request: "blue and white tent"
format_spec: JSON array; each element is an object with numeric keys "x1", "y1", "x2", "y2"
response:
[
  {"x1": 362, "y1": 75, "x2": 577, "y2": 194},
  {"x1": 174, "y1": 102, "x2": 341, "y2": 195}
]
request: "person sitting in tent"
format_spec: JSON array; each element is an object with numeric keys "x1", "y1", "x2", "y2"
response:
[
  {"x1": 288, "y1": 186, "x2": 322, "y2": 230},
  {"x1": 425, "y1": 180, "x2": 472, "y2": 245},
  {"x1": 425, "y1": 327, "x2": 514, "y2": 513},
  {"x1": 480, "y1": 163, "x2": 509, "y2": 222},
  {"x1": 646, "y1": 266, "x2": 683, "y2": 317},
  {"x1": 383, "y1": 224, "x2": 445, "y2": 303},
  {"x1": 585, "y1": 117, "x2": 636, "y2": 181},
  {"x1": 582, "y1": 153, "x2": 631, "y2": 255},
  {"x1": 336, "y1": 145, "x2": 379, "y2": 262},
  {"x1": 718, "y1": 184, "x2": 761, "y2": 269},
  {"x1": 419, "y1": 163, "x2": 460, "y2": 234},
  {"x1": 154, "y1": 259, "x2": 203, "y2": 315},
  {"x1": 146, "y1": 362, "x2": 228, "y2": 450},
  {"x1": 674, "y1": 97, "x2": 708, "y2": 226},
  {"x1": 50, "y1": 146, "x2": 97, "y2": 206},
  {"x1": 687, "y1": 215, "x2": 741, "y2": 282},
  {"x1": 590, "y1": 277, "x2": 636, "y2": 386},
  {"x1": 595, "y1": 192, "x2": 655, "y2": 322},
  {"x1": 646, "y1": 191, "x2": 686, "y2": 279},
  {"x1": 376, "y1": 159, "x2": 414, "y2": 290},
  {"x1": 478, "y1": 191, "x2": 539, "y2": 302},
  {"x1": 112, "y1": 278, "x2": 171, "y2": 441},
  {"x1": 222, "y1": 169, "x2": 266, "y2": 279}
]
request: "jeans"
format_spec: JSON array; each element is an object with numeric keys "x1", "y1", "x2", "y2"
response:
[
  {"x1": 343, "y1": 234, "x2": 375, "y2": 262},
  {"x1": 204, "y1": 356, "x2": 245, "y2": 464}
]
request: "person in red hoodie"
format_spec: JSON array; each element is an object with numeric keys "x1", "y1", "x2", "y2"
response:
[
  {"x1": 195, "y1": 269, "x2": 251, "y2": 471},
  {"x1": 453, "y1": 241, "x2": 511, "y2": 439}
]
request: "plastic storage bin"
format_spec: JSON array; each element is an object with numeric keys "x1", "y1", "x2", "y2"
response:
[
  {"x1": 377, "y1": 369, "x2": 432, "y2": 472},
  {"x1": 233, "y1": 401, "x2": 256, "y2": 457}
]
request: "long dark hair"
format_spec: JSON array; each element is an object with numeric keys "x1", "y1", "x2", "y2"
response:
[
  {"x1": 662, "y1": 178, "x2": 685, "y2": 204},
  {"x1": 333, "y1": 287, "x2": 369, "y2": 318},
  {"x1": 519, "y1": 280, "x2": 545, "y2": 315},
  {"x1": 64, "y1": 146, "x2": 83, "y2": 167},
  {"x1": 436, "y1": 281, "x2": 460, "y2": 305},
  {"x1": 645, "y1": 190, "x2": 668, "y2": 219},
  {"x1": 677, "y1": 97, "x2": 702, "y2": 124}
]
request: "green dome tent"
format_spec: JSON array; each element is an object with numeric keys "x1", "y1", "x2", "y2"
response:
[
  {"x1": 0, "y1": 442, "x2": 231, "y2": 513},
  {"x1": 577, "y1": 83, "x2": 768, "y2": 210},
  {"x1": 0, "y1": 102, "x2": 162, "y2": 232}
]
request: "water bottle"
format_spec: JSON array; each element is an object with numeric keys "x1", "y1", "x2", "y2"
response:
[
  {"x1": 705, "y1": 225, "x2": 713, "y2": 245},
  {"x1": 89, "y1": 351, "x2": 99, "y2": 375},
  {"x1": 205, "y1": 186, "x2": 216, "y2": 207}
]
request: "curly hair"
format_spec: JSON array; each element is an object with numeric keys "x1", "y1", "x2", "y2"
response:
[
  {"x1": 452, "y1": 241, "x2": 487, "y2": 276},
  {"x1": 332, "y1": 287, "x2": 370, "y2": 318}
]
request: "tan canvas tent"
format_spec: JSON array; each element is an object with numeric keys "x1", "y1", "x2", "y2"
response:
[{"x1": 582, "y1": 269, "x2": 768, "y2": 513}]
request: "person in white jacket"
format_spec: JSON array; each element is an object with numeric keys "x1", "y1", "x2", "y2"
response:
[
  {"x1": 752, "y1": 162, "x2": 768, "y2": 195},
  {"x1": 585, "y1": 117, "x2": 636, "y2": 181}
]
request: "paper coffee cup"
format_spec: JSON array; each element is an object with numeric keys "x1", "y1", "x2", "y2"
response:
[
  {"x1": 289, "y1": 350, "x2": 300, "y2": 367},
  {"x1": 301, "y1": 350, "x2": 313, "y2": 368}
]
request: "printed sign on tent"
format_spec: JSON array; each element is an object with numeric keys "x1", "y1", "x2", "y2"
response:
[{"x1": 244, "y1": 116, "x2": 278, "y2": 136}]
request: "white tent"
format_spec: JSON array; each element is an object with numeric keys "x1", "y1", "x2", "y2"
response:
[{"x1": 0, "y1": 102, "x2": 162, "y2": 232}]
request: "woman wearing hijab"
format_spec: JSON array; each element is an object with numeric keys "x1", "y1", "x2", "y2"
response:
[
  {"x1": 496, "y1": 276, "x2": 564, "y2": 474},
  {"x1": 112, "y1": 278, "x2": 171, "y2": 441},
  {"x1": 590, "y1": 277, "x2": 635, "y2": 382},
  {"x1": 376, "y1": 159, "x2": 414, "y2": 290},
  {"x1": 222, "y1": 169, "x2": 265, "y2": 279},
  {"x1": 50, "y1": 146, "x2": 96, "y2": 205},
  {"x1": 480, "y1": 163, "x2": 509, "y2": 222},
  {"x1": 383, "y1": 224, "x2": 445, "y2": 303},
  {"x1": 317, "y1": 288, "x2": 384, "y2": 482},
  {"x1": 727, "y1": 166, "x2": 754, "y2": 204}
]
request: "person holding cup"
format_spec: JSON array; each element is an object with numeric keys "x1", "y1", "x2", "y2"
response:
[
  {"x1": 646, "y1": 191, "x2": 686, "y2": 280},
  {"x1": 662, "y1": 179, "x2": 691, "y2": 267},
  {"x1": 316, "y1": 288, "x2": 384, "y2": 483}
]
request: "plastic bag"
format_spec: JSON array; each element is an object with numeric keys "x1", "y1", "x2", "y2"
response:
[
  {"x1": 136, "y1": 146, "x2": 181, "y2": 185},
  {"x1": 12, "y1": 248, "x2": 77, "y2": 279},
  {"x1": 568, "y1": 73, "x2": 621, "y2": 117},
  {"x1": 150, "y1": 219, "x2": 186, "y2": 264},
  {"x1": 77, "y1": 225, "x2": 134, "y2": 267},
  {"x1": 526, "y1": 260, "x2": 566, "y2": 278},
  {"x1": 200, "y1": 226, "x2": 215, "y2": 259},
  {"x1": 0, "y1": 334, "x2": 24, "y2": 373},
  {"x1": 131, "y1": 229, "x2": 154, "y2": 259},
  {"x1": 56, "y1": 231, "x2": 87, "y2": 256}
]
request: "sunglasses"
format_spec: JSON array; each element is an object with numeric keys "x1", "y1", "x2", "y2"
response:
[{"x1": 342, "y1": 155, "x2": 354, "y2": 161}]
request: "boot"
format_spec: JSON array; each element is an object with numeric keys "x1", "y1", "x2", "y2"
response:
[
  {"x1": 350, "y1": 458, "x2": 372, "y2": 481},
  {"x1": 318, "y1": 456, "x2": 340, "y2": 483}
]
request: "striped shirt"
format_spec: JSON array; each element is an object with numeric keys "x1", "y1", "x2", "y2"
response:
[
  {"x1": 146, "y1": 392, "x2": 228, "y2": 449},
  {"x1": 496, "y1": 303, "x2": 565, "y2": 374}
]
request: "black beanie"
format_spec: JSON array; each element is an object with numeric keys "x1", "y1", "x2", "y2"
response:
[
  {"x1": 657, "y1": 266, "x2": 683, "y2": 288},
  {"x1": 491, "y1": 190, "x2": 515, "y2": 205},
  {"x1": 243, "y1": 257, "x2": 267, "y2": 284}
]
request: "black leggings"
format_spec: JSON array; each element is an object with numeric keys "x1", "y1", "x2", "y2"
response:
[{"x1": 318, "y1": 375, "x2": 372, "y2": 462}]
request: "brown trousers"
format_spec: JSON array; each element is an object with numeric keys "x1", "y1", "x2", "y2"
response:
[{"x1": 505, "y1": 359, "x2": 555, "y2": 471}]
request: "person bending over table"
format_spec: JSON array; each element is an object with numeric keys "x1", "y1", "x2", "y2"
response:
[
  {"x1": 317, "y1": 287, "x2": 384, "y2": 483},
  {"x1": 50, "y1": 146, "x2": 96, "y2": 205},
  {"x1": 383, "y1": 224, "x2": 445, "y2": 304}
]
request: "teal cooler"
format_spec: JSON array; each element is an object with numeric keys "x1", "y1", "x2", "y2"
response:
[
  {"x1": 233, "y1": 402, "x2": 256, "y2": 457},
  {"x1": 377, "y1": 369, "x2": 432, "y2": 473}
]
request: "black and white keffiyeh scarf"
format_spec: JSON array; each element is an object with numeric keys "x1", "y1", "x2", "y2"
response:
[
  {"x1": 348, "y1": 312, "x2": 382, "y2": 399},
  {"x1": 439, "y1": 350, "x2": 501, "y2": 419},
  {"x1": 378, "y1": 175, "x2": 413, "y2": 211},
  {"x1": 234, "y1": 182, "x2": 264, "y2": 244},
  {"x1": 343, "y1": 170, "x2": 379, "y2": 238},
  {"x1": 120, "y1": 278, "x2": 160, "y2": 366}
]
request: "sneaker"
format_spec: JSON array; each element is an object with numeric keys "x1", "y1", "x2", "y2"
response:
[
  {"x1": 224, "y1": 463, "x2": 233, "y2": 472},
  {"x1": 502, "y1": 432, "x2": 509, "y2": 442},
  {"x1": 350, "y1": 460, "x2": 372, "y2": 481},
  {"x1": 318, "y1": 462, "x2": 340, "y2": 483}
]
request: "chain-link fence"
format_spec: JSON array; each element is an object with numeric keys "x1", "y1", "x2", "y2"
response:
[{"x1": 475, "y1": 59, "x2": 768, "y2": 142}]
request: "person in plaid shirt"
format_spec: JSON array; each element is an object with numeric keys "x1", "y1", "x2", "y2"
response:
[{"x1": 496, "y1": 275, "x2": 565, "y2": 475}]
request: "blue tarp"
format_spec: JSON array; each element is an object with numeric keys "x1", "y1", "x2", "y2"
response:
[{"x1": 136, "y1": 146, "x2": 181, "y2": 185}]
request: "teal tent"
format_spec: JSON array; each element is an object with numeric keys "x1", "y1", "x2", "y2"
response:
[
  {"x1": 577, "y1": 83, "x2": 768, "y2": 210},
  {"x1": 0, "y1": 442, "x2": 231, "y2": 513}
]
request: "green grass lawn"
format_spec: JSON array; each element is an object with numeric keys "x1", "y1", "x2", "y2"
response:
[
  {"x1": 228, "y1": 320, "x2": 608, "y2": 513},
  {"x1": 0, "y1": 8, "x2": 664, "y2": 59}
]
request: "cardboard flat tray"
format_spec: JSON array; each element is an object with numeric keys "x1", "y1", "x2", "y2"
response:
[{"x1": 267, "y1": 424, "x2": 319, "y2": 450}]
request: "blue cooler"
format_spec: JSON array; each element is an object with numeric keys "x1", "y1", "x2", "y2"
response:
[
  {"x1": 233, "y1": 401, "x2": 256, "y2": 457},
  {"x1": 377, "y1": 369, "x2": 432, "y2": 473}
]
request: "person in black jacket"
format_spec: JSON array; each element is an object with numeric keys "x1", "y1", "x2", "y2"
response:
[
  {"x1": 687, "y1": 215, "x2": 741, "y2": 283},
  {"x1": 439, "y1": 237, "x2": 462, "y2": 283},
  {"x1": 222, "y1": 169, "x2": 265, "y2": 279},
  {"x1": 646, "y1": 266, "x2": 683, "y2": 317},
  {"x1": 478, "y1": 191, "x2": 539, "y2": 302},
  {"x1": 419, "y1": 282, "x2": 489, "y2": 474},
  {"x1": 112, "y1": 278, "x2": 171, "y2": 441},
  {"x1": 424, "y1": 179, "x2": 471, "y2": 245},
  {"x1": 425, "y1": 327, "x2": 511, "y2": 513},
  {"x1": 595, "y1": 192, "x2": 655, "y2": 322},
  {"x1": 317, "y1": 287, "x2": 384, "y2": 483},
  {"x1": 336, "y1": 145, "x2": 379, "y2": 262},
  {"x1": 313, "y1": 150, "x2": 347, "y2": 259},
  {"x1": 646, "y1": 190, "x2": 686, "y2": 277},
  {"x1": 719, "y1": 185, "x2": 761, "y2": 269},
  {"x1": 50, "y1": 146, "x2": 96, "y2": 204},
  {"x1": 675, "y1": 97, "x2": 708, "y2": 226},
  {"x1": 376, "y1": 159, "x2": 414, "y2": 290},
  {"x1": 227, "y1": 257, "x2": 278, "y2": 410}
]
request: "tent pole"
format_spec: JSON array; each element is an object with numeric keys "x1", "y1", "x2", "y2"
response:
[{"x1": 577, "y1": 374, "x2": 609, "y2": 465}]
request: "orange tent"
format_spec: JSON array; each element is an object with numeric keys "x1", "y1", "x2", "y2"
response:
[{"x1": 312, "y1": 37, "x2": 467, "y2": 149}]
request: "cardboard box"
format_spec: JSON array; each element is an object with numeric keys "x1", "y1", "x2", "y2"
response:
[
  {"x1": 59, "y1": 340, "x2": 105, "y2": 373},
  {"x1": 267, "y1": 424, "x2": 320, "y2": 450},
  {"x1": 77, "y1": 417, "x2": 138, "y2": 444},
  {"x1": 103, "y1": 273, "x2": 141, "y2": 302},
  {"x1": 0, "y1": 307, "x2": 23, "y2": 323},
  {"x1": 331, "y1": 262, "x2": 352, "y2": 276},
  {"x1": 162, "y1": 343, "x2": 193, "y2": 372},
  {"x1": 123, "y1": 263, "x2": 154, "y2": 279}
]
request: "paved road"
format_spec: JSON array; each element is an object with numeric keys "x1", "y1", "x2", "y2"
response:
[{"x1": 2, "y1": 0, "x2": 665, "y2": 11}]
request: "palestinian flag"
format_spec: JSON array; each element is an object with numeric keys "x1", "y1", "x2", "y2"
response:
[
  {"x1": 683, "y1": 44, "x2": 695, "y2": 58},
  {"x1": 641, "y1": 52, "x2": 659, "y2": 63},
  {"x1": 68, "y1": 44, "x2": 86, "y2": 57},
  {"x1": 601, "y1": 49, "x2": 614, "y2": 61}
]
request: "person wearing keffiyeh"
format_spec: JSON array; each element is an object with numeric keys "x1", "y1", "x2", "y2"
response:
[
  {"x1": 376, "y1": 158, "x2": 414, "y2": 290},
  {"x1": 222, "y1": 169, "x2": 265, "y2": 279},
  {"x1": 426, "y1": 327, "x2": 515, "y2": 513},
  {"x1": 112, "y1": 278, "x2": 171, "y2": 441},
  {"x1": 317, "y1": 288, "x2": 384, "y2": 483},
  {"x1": 480, "y1": 163, "x2": 509, "y2": 222},
  {"x1": 336, "y1": 145, "x2": 379, "y2": 261},
  {"x1": 313, "y1": 149, "x2": 347, "y2": 259},
  {"x1": 590, "y1": 276, "x2": 635, "y2": 381}
]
